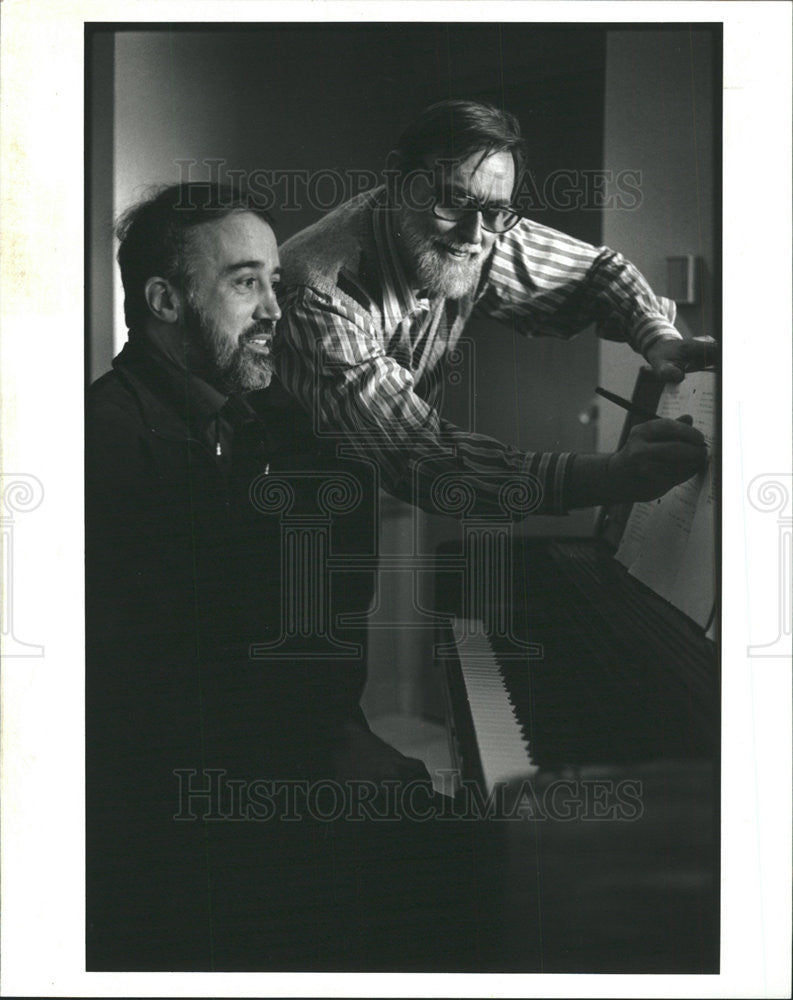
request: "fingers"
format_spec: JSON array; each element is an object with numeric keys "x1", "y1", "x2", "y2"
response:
[
  {"x1": 654, "y1": 360, "x2": 685, "y2": 383},
  {"x1": 682, "y1": 336, "x2": 719, "y2": 371},
  {"x1": 651, "y1": 336, "x2": 719, "y2": 380},
  {"x1": 623, "y1": 418, "x2": 708, "y2": 495},
  {"x1": 629, "y1": 448, "x2": 707, "y2": 499},
  {"x1": 643, "y1": 443, "x2": 708, "y2": 475},
  {"x1": 633, "y1": 417, "x2": 706, "y2": 446},
  {"x1": 614, "y1": 408, "x2": 710, "y2": 502}
]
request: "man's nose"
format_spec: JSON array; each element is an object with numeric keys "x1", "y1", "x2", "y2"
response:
[
  {"x1": 255, "y1": 285, "x2": 281, "y2": 322},
  {"x1": 457, "y1": 209, "x2": 484, "y2": 245}
]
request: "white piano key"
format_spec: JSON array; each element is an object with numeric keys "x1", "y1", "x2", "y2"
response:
[{"x1": 452, "y1": 617, "x2": 538, "y2": 792}]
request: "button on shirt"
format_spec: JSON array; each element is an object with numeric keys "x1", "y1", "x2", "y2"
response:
[{"x1": 277, "y1": 187, "x2": 681, "y2": 519}]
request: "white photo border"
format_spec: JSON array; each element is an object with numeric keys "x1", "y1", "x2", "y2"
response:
[{"x1": 1, "y1": 1, "x2": 790, "y2": 997}]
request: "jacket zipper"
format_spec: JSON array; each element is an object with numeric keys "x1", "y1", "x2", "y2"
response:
[{"x1": 149, "y1": 425, "x2": 270, "y2": 476}]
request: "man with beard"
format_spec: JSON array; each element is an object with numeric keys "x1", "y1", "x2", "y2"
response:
[
  {"x1": 86, "y1": 183, "x2": 433, "y2": 970},
  {"x1": 277, "y1": 99, "x2": 714, "y2": 516},
  {"x1": 274, "y1": 102, "x2": 718, "y2": 972}
]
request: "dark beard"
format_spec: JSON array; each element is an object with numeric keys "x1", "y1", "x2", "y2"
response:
[{"x1": 184, "y1": 302, "x2": 275, "y2": 393}]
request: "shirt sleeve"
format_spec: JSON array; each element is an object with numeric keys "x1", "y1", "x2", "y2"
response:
[
  {"x1": 276, "y1": 285, "x2": 573, "y2": 519},
  {"x1": 476, "y1": 218, "x2": 682, "y2": 356}
]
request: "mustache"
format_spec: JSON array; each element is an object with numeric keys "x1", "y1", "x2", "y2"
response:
[
  {"x1": 241, "y1": 321, "x2": 277, "y2": 342},
  {"x1": 436, "y1": 241, "x2": 482, "y2": 256}
]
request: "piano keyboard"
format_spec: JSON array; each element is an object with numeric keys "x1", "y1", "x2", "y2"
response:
[{"x1": 451, "y1": 617, "x2": 537, "y2": 792}]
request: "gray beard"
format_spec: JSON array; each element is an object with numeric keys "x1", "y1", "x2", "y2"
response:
[
  {"x1": 398, "y1": 216, "x2": 482, "y2": 300},
  {"x1": 216, "y1": 341, "x2": 274, "y2": 394},
  {"x1": 186, "y1": 302, "x2": 274, "y2": 393}
]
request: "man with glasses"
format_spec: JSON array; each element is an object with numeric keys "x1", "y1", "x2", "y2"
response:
[
  {"x1": 271, "y1": 99, "x2": 717, "y2": 969},
  {"x1": 277, "y1": 99, "x2": 714, "y2": 516}
]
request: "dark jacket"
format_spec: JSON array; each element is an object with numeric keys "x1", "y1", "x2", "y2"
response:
[
  {"x1": 85, "y1": 335, "x2": 375, "y2": 968},
  {"x1": 87, "y1": 333, "x2": 375, "y2": 753}
]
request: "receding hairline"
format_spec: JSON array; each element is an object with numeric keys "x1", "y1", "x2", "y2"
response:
[{"x1": 181, "y1": 211, "x2": 279, "y2": 284}]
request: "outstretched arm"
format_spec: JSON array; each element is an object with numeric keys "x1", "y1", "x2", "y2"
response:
[
  {"x1": 277, "y1": 286, "x2": 707, "y2": 518},
  {"x1": 478, "y1": 218, "x2": 718, "y2": 379},
  {"x1": 276, "y1": 286, "x2": 572, "y2": 519}
]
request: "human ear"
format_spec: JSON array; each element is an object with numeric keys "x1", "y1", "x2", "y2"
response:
[{"x1": 144, "y1": 277, "x2": 183, "y2": 324}]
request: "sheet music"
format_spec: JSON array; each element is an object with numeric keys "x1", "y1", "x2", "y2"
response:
[{"x1": 615, "y1": 372, "x2": 716, "y2": 627}]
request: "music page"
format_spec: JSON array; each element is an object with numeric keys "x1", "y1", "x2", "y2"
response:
[{"x1": 615, "y1": 372, "x2": 716, "y2": 627}]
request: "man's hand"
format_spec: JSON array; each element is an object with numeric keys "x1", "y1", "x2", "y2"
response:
[
  {"x1": 646, "y1": 336, "x2": 718, "y2": 383},
  {"x1": 607, "y1": 415, "x2": 708, "y2": 502}
]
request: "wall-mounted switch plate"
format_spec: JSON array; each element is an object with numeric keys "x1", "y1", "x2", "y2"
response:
[{"x1": 667, "y1": 254, "x2": 698, "y2": 305}]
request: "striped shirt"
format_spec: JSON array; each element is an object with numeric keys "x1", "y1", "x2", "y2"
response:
[{"x1": 276, "y1": 187, "x2": 679, "y2": 519}]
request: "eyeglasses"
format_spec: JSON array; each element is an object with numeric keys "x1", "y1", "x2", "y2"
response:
[{"x1": 431, "y1": 195, "x2": 521, "y2": 234}]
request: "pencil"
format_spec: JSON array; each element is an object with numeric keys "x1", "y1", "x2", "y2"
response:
[{"x1": 595, "y1": 386, "x2": 659, "y2": 421}]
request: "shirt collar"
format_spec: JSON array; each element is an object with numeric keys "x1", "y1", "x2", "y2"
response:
[{"x1": 372, "y1": 196, "x2": 432, "y2": 333}]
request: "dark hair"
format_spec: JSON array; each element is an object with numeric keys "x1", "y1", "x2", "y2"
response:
[
  {"x1": 391, "y1": 99, "x2": 526, "y2": 178},
  {"x1": 115, "y1": 182, "x2": 273, "y2": 331}
]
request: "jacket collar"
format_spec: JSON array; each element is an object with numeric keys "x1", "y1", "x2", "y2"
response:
[
  {"x1": 112, "y1": 332, "x2": 230, "y2": 440},
  {"x1": 371, "y1": 196, "x2": 431, "y2": 335}
]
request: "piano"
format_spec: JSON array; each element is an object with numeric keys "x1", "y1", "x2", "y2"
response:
[
  {"x1": 441, "y1": 537, "x2": 718, "y2": 788},
  {"x1": 434, "y1": 365, "x2": 720, "y2": 977},
  {"x1": 436, "y1": 535, "x2": 719, "y2": 972}
]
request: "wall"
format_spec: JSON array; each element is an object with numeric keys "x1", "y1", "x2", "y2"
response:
[
  {"x1": 92, "y1": 25, "x2": 609, "y2": 384},
  {"x1": 87, "y1": 31, "x2": 115, "y2": 380},
  {"x1": 598, "y1": 27, "x2": 717, "y2": 451}
]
